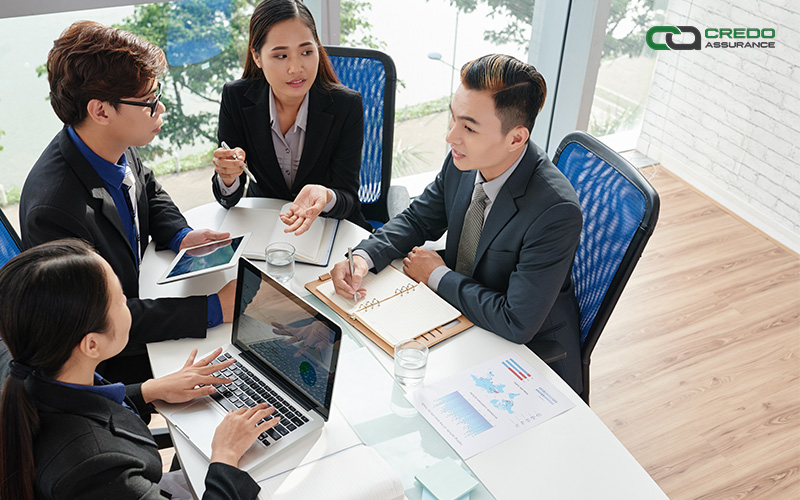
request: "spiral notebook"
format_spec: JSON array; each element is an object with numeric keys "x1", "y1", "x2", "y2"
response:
[{"x1": 307, "y1": 265, "x2": 473, "y2": 356}]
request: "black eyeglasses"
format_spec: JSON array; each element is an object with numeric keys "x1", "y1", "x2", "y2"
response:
[{"x1": 113, "y1": 82, "x2": 162, "y2": 117}]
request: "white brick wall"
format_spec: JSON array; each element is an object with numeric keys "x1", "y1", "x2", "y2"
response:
[{"x1": 637, "y1": 0, "x2": 800, "y2": 253}]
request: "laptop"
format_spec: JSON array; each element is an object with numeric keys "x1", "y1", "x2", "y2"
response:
[{"x1": 159, "y1": 258, "x2": 343, "y2": 471}]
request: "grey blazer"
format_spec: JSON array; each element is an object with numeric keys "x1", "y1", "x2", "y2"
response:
[
  {"x1": 27, "y1": 375, "x2": 260, "y2": 500},
  {"x1": 356, "y1": 142, "x2": 584, "y2": 392}
]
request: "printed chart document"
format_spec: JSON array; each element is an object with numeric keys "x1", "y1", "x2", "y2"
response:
[
  {"x1": 315, "y1": 265, "x2": 461, "y2": 346},
  {"x1": 410, "y1": 352, "x2": 575, "y2": 459},
  {"x1": 220, "y1": 203, "x2": 338, "y2": 266},
  {"x1": 258, "y1": 444, "x2": 404, "y2": 500}
]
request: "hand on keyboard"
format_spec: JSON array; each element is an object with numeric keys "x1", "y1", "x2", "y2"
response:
[
  {"x1": 141, "y1": 347, "x2": 234, "y2": 404},
  {"x1": 209, "y1": 403, "x2": 280, "y2": 467}
]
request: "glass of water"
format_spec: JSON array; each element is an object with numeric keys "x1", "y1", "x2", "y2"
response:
[
  {"x1": 394, "y1": 339, "x2": 429, "y2": 388},
  {"x1": 265, "y1": 242, "x2": 295, "y2": 284}
]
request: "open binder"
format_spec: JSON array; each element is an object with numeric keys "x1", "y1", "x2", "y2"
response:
[{"x1": 305, "y1": 265, "x2": 473, "y2": 357}]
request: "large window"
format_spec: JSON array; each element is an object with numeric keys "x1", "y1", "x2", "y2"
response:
[
  {"x1": 0, "y1": 1, "x2": 256, "y2": 217},
  {"x1": 586, "y1": 0, "x2": 668, "y2": 150},
  {"x1": 341, "y1": 0, "x2": 532, "y2": 181}
]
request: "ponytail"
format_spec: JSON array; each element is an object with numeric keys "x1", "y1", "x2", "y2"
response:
[{"x1": 0, "y1": 369, "x2": 39, "y2": 500}]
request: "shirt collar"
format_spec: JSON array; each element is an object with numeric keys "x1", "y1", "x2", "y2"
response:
[
  {"x1": 269, "y1": 88, "x2": 310, "y2": 135},
  {"x1": 47, "y1": 372, "x2": 126, "y2": 405},
  {"x1": 67, "y1": 126, "x2": 128, "y2": 189},
  {"x1": 475, "y1": 143, "x2": 529, "y2": 204}
]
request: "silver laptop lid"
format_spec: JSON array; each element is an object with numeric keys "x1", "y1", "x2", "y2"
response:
[{"x1": 231, "y1": 258, "x2": 342, "y2": 420}]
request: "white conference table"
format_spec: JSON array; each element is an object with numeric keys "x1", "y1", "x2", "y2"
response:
[{"x1": 143, "y1": 198, "x2": 667, "y2": 500}]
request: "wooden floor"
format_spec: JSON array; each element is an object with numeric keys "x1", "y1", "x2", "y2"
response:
[{"x1": 589, "y1": 167, "x2": 800, "y2": 499}]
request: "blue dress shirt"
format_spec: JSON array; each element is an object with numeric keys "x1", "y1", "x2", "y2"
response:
[{"x1": 66, "y1": 128, "x2": 222, "y2": 328}]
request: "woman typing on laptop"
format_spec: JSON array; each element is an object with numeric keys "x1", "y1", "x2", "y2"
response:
[{"x1": 0, "y1": 240, "x2": 278, "y2": 500}]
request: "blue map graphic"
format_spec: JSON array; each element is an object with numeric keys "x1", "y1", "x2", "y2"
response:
[
  {"x1": 472, "y1": 372, "x2": 505, "y2": 394},
  {"x1": 472, "y1": 372, "x2": 520, "y2": 414}
]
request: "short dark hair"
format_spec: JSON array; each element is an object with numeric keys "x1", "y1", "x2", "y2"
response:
[
  {"x1": 0, "y1": 239, "x2": 110, "y2": 500},
  {"x1": 47, "y1": 21, "x2": 167, "y2": 126},
  {"x1": 242, "y1": 0, "x2": 339, "y2": 92},
  {"x1": 460, "y1": 54, "x2": 547, "y2": 134}
]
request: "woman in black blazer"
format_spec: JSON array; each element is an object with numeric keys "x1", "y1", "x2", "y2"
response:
[
  {"x1": 213, "y1": 0, "x2": 371, "y2": 233},
  {"x1": 0, "y1": 240, "x2": 278, "y2": 500}
]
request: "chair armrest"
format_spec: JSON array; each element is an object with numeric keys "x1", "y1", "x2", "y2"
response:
[
  {"x1": 531, "y1": 340, "x2": 567, "y2": 364},
  {"x1": 151, "y1": 427, "x2": 174, "y2": 449},
  {"x1": 386, "y1": 185, "x2": 410, "y2": 219}
]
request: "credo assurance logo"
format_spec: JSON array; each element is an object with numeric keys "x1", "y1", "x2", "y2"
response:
[{"x1": 646, "y1": 26, "x2": 777, "y2": 50}]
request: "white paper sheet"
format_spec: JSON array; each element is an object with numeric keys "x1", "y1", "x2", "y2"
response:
[{"x1": 410, "y1": 351, "x2": 575, "y2": 459}]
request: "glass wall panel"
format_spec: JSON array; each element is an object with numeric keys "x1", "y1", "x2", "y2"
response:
[
  {"x1": 340, "y1": 0, "x2": 533, "y2": 180},
  {"x1": 0, "y1": 1, "x2": 259, "y2": 226},
  {"x1": 586, "y1": 0, "x2": 668, "y2": 150}
]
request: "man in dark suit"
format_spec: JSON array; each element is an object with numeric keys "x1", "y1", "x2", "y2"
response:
[
  {"x1": 19, "y1": 21, "x2": 237, "y2": 383},
  {"x1": 331, "y1": 54, "x2": 584, "y2": 392}
]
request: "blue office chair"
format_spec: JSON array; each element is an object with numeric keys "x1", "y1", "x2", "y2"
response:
[
  {"x1": 535, "y1": 132, "x2": 660, "y2": 405},
  {"x1": 326, "y1": 46, "x2": 398, "y2": 229},
  {"x1": 0, "y1": 207, "x2": 21, "y2": 268},
  {"x1": 0, "y1": 207, "x2": 22, "y2": 394}
]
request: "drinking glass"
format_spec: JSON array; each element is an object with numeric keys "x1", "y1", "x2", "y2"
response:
[
  {"x1": 394, "y1": 339, "x2": 429, "y2": 387},
  {"x1": 265, "y1": 242, "x2": 295, "y2": 284}
]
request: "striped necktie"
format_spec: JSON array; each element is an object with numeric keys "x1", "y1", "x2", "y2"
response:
[
  {"x1": 455, "y1": 183, "x2": 488, "y2": 276},
  {"x1": 121, "y1": 167, "x2": 141, "y2": 266}
]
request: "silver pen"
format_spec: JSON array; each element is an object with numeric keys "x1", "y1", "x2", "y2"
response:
[
  {"x1": 347, "y1": 247, "x2": 358, "y2": 302},
  {"x1": 220, "y1": 141, "x2": 258, "y2": 184}
]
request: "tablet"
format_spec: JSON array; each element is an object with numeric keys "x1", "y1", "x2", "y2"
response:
[{"x1": 157, "y1": 233, "x2": 251, "y2": 284}]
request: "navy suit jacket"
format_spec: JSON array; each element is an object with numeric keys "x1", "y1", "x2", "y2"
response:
[
  {"x1": 19, "y1": 129, "x2": 207, "y2": 355},
  {"x1": 27, "y1": 376, "x2": 259, "y2": 500},
  {"x1": 213, "y1": 78, "x2": 371, "y2": 231},
  {"x1": 357, "y1": 142, "x2": 584, "y2": 392}
]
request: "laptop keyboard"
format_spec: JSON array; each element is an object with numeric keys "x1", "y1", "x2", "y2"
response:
[{"x1": 208, "y1": 352, "x2": 308, "y2": 447}]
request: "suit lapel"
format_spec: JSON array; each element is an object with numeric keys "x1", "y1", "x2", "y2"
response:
[
  {"x1": 243, "y1": 80, "x2": 287, "y2": 192},
  {"x1": 293, "y1": 88, "x2": 333, "y2": 190},
  {"x1": 473, "y1": 148, "x2": 536, "y2": 267},
  {"x1": 59, "y1": 130, "x2": 135, "y2": 263},
  {"x1": 445, "y1": 168, "x2": 478, "y2": 269}
]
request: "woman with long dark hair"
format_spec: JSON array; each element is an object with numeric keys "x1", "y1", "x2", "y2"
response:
[
  {"x1": 212, "y1": 0, "x2": 371, "y2": 233},
  {"x1": 0, "y1": 240, "x2": 277, "y2": 500}
]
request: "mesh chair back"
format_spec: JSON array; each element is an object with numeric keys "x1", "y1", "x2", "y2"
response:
[
  {"x1": 0, "y1": 207, "x2": 21, "y2": 268},
  {"x1": 326, "y1": 46, "x2": 396, "y2": 224},
  {"x1": 553, "y1": 132, "x2": 659, "y2": 401}
]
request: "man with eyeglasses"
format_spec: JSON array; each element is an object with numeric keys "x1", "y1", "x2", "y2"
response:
[{"x1": 19, "y1": 21, "x2": 237, "y2": 384}]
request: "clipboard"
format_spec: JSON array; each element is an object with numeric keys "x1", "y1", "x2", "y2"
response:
[{"x1": 305, "y1": 273, "x2": 473, "y2": 357}]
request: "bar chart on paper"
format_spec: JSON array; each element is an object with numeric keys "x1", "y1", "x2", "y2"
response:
[
  {"x1": 435, "y1": 391, "x2": 494, "y2": 437},
  {"x1": 411, "y1": 353, "x2": 575, "y2": 458}
]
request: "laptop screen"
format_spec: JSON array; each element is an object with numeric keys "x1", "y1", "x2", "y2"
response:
[{"x1": 232, "y1": 259, "x2": 341, "y2": 419}]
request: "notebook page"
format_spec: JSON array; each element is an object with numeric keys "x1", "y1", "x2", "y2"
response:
[
  {"x1": 317, "y1": 265, "x2": 418, "y2": 315},
  {"x1": 220, "y1": 207, "x2": 279, "y2": 260},
  {"x1": 355, "y1": 283, "x2": 460, "y2": 346},
  {"x1": 269, "y1": 203, "x2": 327, "y2": 262},
  {"x1": 259, "y1": 444, "x2": 404, "y2": 500}
]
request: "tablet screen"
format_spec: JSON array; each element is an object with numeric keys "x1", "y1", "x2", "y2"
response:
[{"x1": 166, "y1": 235, "x2": 247, "y2": 280}]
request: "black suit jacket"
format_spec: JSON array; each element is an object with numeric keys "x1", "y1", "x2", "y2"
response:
[
  {"x1": 19, "y1": 129, "x2": 208, "y2": 349},
  {"x1": 213, "y1": 78, "x2": 371, "y2": 230},
  {"x1": 357, "y1": 143, "x2": 584, "y2": 393},
  {"x1": 27, "y1": 376, "x2": 259, "y2": 500}
]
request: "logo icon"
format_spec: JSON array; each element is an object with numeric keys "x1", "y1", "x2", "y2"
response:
[{"x1": 646, "y1": 26, "x2": 702, "y2": 50}]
